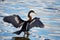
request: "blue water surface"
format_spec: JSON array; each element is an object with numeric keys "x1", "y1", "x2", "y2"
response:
[{"x1": 0, "y1": 0, "x2": 60, "y2": 40}]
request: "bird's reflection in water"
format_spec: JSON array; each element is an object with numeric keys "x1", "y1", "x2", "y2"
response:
[{"x1": 12, "y1": 37, "x2": 30, "y2": 40}]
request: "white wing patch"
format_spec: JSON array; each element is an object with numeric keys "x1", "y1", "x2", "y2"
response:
[
  {"x1": 30, "y1": 20, "x2": 35, "y2": 25},
  {"x1": 15, "y1": 17, "x2": 19, "y2": 23}
]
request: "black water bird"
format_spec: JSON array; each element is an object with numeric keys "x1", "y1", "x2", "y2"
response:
[{"x1": 2, "y1": 10, "x2": 44, "y2": 37}]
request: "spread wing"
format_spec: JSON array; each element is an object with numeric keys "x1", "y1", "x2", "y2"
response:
[
  {"x1": 3, "y1": 15, "x2": 24, "y2": 28},
  {"x1": 27, "y1": 17, "x2": 44, "y2": 31}
]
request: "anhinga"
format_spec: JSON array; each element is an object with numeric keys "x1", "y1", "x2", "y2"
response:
[{"x1": 2, "y1": 10, "x2": 44, "y2": 37}]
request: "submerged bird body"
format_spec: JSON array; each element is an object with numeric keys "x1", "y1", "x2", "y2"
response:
[{"x1": 2, "y1": 10, "x2": 44, "y2": 37}]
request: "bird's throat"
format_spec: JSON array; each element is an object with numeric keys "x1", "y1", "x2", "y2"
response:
[
  {"x1": 28, "y1": 12, "x2": 32, "y2": 21},
  {"x1": 29, "y1": 16, "x2": 32, "y2": 21}
]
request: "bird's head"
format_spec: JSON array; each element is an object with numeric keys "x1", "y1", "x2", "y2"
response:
[
  {"x1": 29, "y1": 10, "x2": 36, "y2": 14},
  {"x1": 28, "y1": 10, "x2": 37, "y2": 17}
]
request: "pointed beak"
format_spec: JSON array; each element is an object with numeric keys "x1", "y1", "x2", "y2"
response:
[{"x1": 34, "y1": 13, "x2": 37, "y2": 15}]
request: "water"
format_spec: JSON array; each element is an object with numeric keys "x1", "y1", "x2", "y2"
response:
[{"x1": 0, "y1": 0, "x2": 60, "y2": 40}]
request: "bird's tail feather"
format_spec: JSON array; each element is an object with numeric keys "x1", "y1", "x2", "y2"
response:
[{"x1": 13, "y1": 30, "x2": 22, "y2": 35}]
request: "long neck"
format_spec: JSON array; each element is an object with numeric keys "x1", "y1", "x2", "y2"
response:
[{"x1": 28, "y1": 12, "x2": 32, "y2": 21}]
